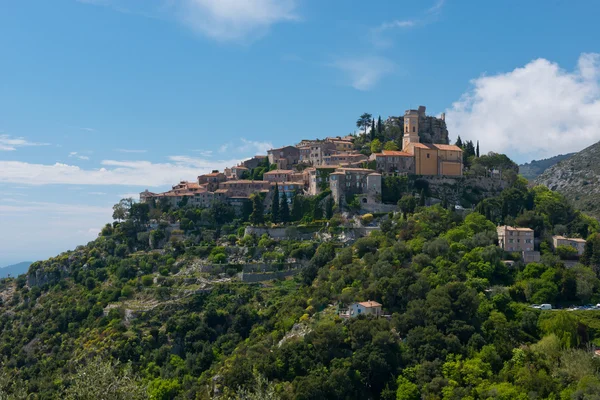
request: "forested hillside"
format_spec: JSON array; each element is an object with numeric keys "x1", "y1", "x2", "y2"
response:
[{"x1": 1, "y1": 177, "x2": 600, "y2": 399}]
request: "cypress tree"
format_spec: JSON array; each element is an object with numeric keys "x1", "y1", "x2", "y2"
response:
[
  {"x1": 476, "y1": 140, "x2": 480, "y2": 157},
  {"x1": 455, "y1": 136, "x2": 463, "y2": 148},
  {"x1": 325, "y1": 197, "x2": 334, "y2": 219},
  {"x1": 377, "y1": 115, "x2": 383, "y2": 134},
  {"x1": 313, "y1": 200, "x2": 323, "y2": 221},
  {"x1": 250, "y1": 194, "x2": 264, "y2": 225},
  {"x1": 291, "y1": 189, "x2": 303, "y2": 221},
  {"x1": 271, "y1": 183, "x2": 280, "y2": 223},
  {"x1": 419, "y1": 189, "x2": 427, "y2": 207},
  {"x1": 370, "y1": 119, "x2": 376, "y2": 141},
  {"x1": 280, "y1": 192, "x2": 290, "y2": 223}
]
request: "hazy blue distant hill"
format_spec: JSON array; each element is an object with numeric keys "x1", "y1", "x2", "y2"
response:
[
  {"x1": 0, "y1": 261, "x2": 32, "y2": 278},
  {"x1": 519, "y1": 153, "x2": 575, "y2": 180}
]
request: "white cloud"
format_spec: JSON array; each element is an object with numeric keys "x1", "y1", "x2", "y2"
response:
[
  {"x1": 375, "y1": 19, "x2": 417, "y2": 32},
  {"x1": 218, "y1": 138, "x2": 273, "y2": 154},
  {"x1": 446, "y1": 53, "x2": 600, "y2": 162},
  {"x1": 115, "y1": 148, "x2": 147, "y2": 153},
  {"x1": 0, "y1": 156, "x2": 241, "y2": 187},
  {"x1": 174, "y1": 0, "x2": 298, "y2": 42},
  {"x1": 0, "y1": 134, "x2": 49, "y2": 151},
  {"x1": 69, "y1": 151, "x2": 90, "y2": 161},
  {"x1": 330, "y1": 56, "x2": 395, "y2": 91},
  {"x1": 427, "y1": 0, "x2": 446, "y2": 14},
  {"x1": 78, "y1": 0, "x2": 298, "y2": 42},
  {"x1": 88, "y1": 192, "x2": 107, "y2": 195}
]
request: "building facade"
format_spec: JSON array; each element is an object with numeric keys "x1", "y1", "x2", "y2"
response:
[
  {"x1": 369, "y1": 150, "x2": 415, "y2": 175},
  {"x1": 552, "y1": 236, "x2": 586, "y2": 256},
  {"x1": 267, "y1": 146, "x2": 300, "y2": 169},
  {"x1": 497, "y1": 226, "x2": 535, "y2": 252}
]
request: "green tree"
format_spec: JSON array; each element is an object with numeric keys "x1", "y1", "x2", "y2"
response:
[
  {"x1": 371, "y1": 118, "x2": 376, "y2": 140},
  {"x1": 398, "y1": 195, "x2": 417, "y2": 216},
  {"x1": 148, "y1": 378, "x2": 180, "y2": 400},
  {"x1": 63, "y1": 357, "x2": 147, "y2": 400},
  {"x1": 476, "y1": 140, "x2": 480, "y2": 157},
  {"x1": 419, "y1": 189, "x2": 427, "y2": 207},
  {"x1": 271, "y1": 184, "x2": 280, "y2": 223},
  {"x1": 280, "y1": 192, "x2": 290, "y2": 223},
  {"x1": 455, "y1": 136, "x2": 463, "y2": 148},
  {"x1": 371, "y1": 138, "x2": 383, "y2": 154},
  {"x1": 250, "y1": 194, "x2": 264, "y2": 225},
  {"x1": 313, "y1": 200, "x2": 323, "y2": 220},
  {"x1": 377, "y1": 115, "x2": 383, "y2": 134},
  {"x1": 395, "y1": 376, "x2": 419, "y2": 400},
  {"x1": 357, "y1": 112, "x2": 372, "y2": 136},
  {"x1": 384, "y1": 141, "x2": 399, "y2": 151},
  {"x1": 113, "y1": 198, "x2": 133, "y2": 221}
]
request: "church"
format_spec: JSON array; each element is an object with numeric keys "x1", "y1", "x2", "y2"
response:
[{"x1": 370, "y1": 109, "x2": 463, "y2": 177}]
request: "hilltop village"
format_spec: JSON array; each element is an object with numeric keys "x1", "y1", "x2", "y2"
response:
[{"x1": 140, "y1": 107, "x2": 464, "y2": 212}]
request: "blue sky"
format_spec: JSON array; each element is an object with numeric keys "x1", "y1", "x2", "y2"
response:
[{"x1": 1, "y1": 0, "x2": 600, "y2": 266}]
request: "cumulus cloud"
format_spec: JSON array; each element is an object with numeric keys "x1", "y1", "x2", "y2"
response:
[
  {"x1": 330, "y1": 57, "x2": 395, "y2": 91},
  {"x1": 0, "y1": 134, "x2": 49, "y2": 151},
  {"x1": 0, "y1": 156, "x2": 241, "y2": 187},
  {"x1": 445, "y1": 53, "x2": 600, "y2": 162}
]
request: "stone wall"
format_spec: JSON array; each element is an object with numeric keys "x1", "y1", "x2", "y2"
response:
[
  {"x1": 238, "y1": 269, "x2": 300, "y2": 283},
  {"x1": 244, "y1": 226, "x2": 319, "y2": 240}
]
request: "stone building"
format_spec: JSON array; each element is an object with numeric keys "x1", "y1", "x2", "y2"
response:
[
  {"x1": 322, "y1": 152, "x2": 368, "y2": 167},
  {"x1": 198, "y1": 171, "x2": 227, "y2": 191},
  {"x1": 231, "y1": 165, "x2": 249, "y2": 179},
  {"x1": 263, "y1": 169, "x2": 294, "y2": 183},
  {"x1": 369, "y1": 150, "x2": 415, "y2": 175},
  {"x1": 267, "y1": 146, "x2": 300, "y2": 169},
  {"x1": 329, "y1": 168, "x2": 381, "y2": 205},
  {"x1": 497, "y1": 226, "x2": 535, "y2": 252},
  {"x1": 401, "y1": 109, "x2": 463, "y2": 177},
  {"x1": 552, "y1": 236, "x2": 586, "y2": 256},
  {"x1": 298, "y1": 141, "x2": 337, "y2": 166},
  {"x1": 242, "y1": 155, "x2": 268, "y2": 170},
  {"x1": 219, "y1": 180, "x2": 271, "y2": 198}
]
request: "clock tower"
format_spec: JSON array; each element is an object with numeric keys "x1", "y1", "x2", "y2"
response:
[{"x1": 402, "y1": 109, "x2": 420, "y2": 151}]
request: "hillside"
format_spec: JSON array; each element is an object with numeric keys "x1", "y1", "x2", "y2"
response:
[
  {"x1": 0, "y1": 261, "x2": 31, "y2": 278},
  {"x1": 519, "y1": 152, "x2": 576, "y2": 181},
  {"x1": 1, "y1": 178, "x2": 600, "y2": 398},
  {"x1": 535, "y1": 141, "x2": 600, "y2": 218}
]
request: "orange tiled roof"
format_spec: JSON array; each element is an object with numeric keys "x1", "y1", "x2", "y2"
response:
[
  {"x1": 381, "y1": 150, "x2": 413, "y2": 156},
  {"x1": 263, "y1": 169, "x2": 293, "y2": 175},
  {"x1": 358, "y1": 301, "x2": 382, "y2": 308}
]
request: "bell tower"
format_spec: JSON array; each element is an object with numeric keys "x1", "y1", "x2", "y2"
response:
[{"x1": 402, "y1": 109, "x2": 420, "y2": 151}]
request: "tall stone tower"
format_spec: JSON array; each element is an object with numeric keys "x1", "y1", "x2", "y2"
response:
[{"x1": 402, "y1": 109, "x2": 420, "y2": 151}]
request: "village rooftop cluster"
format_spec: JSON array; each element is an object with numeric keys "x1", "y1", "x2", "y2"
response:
[{"x1": 140, "y1": 107, "x2": 464, "y2": 212}]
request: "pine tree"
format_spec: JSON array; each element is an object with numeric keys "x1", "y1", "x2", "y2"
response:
[
  {"x1": 465, "y1": 140, "x2": 476, "y2": 157},
  {"x1": 455, "y1": 136, "x2": 463, "y2": 148},
  {"x1": 280, "y1": 192, "x2": 290, "y2": 223},
  {"x1": 325, "y1": 197, "x2": 334, "y2": 219},
  {"x1": 476, "y1": 140, "x2": 480, "y2": 157},
  {"x1": 271, "y1": 184, "x2": 280, "y2": 223},
  {"x1": 250, "y1": 194, "x2": 264, "y2": 225}
]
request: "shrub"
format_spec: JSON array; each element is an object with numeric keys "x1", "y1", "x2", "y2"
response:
[{"x1": 141, "y1": 275, "x2": 154, "y2": 287}]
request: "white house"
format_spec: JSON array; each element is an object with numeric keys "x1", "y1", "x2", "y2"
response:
[{"x1": 341, "y1": 301, "x2": 382, "y2": 318}]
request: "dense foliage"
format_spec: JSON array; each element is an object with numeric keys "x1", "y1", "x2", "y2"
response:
[{"x1": 2, "y1": 171, "x2": 600, "y2": 399}]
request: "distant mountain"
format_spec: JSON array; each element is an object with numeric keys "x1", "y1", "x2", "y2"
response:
[
  {"x1": 535, "y1": 141, "x2": 600, "y2": 218},
  {"x1": 0, "y1": 261, "x2": 32, "y2": 278},
  {"x1": 519, "y1": 153, "x2": 576, "y2": 181}
]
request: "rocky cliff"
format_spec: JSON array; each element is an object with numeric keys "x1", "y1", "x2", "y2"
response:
[
  {"x1": 386, "y1": 114, "x2": 450, "y2": 144},
  {"x1": 535, "y1": 141, "x2": 600, "y2": 218}
]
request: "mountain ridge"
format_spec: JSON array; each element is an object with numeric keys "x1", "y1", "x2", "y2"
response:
[
  {"x1": 535, "y1": 140, "x2": 600, "y2": 218},
  {"x1": 519, "y1": 152, "x2": 576, "y2": 181}
]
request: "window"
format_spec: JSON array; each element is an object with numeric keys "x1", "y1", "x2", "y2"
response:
[
  {"x1": 509, "y1": 239, "x2": 514, "y2": 243},
  {"x1": 412, "y1": 126, "x2": 416, "y2": 132},
  {"x1": 426, "y1": 153, "x2": 430, "y2": 159}
]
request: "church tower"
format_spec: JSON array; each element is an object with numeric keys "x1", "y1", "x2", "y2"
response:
[{"x1": 402, "y1": 109, "x2": 420, "y2": 151}]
